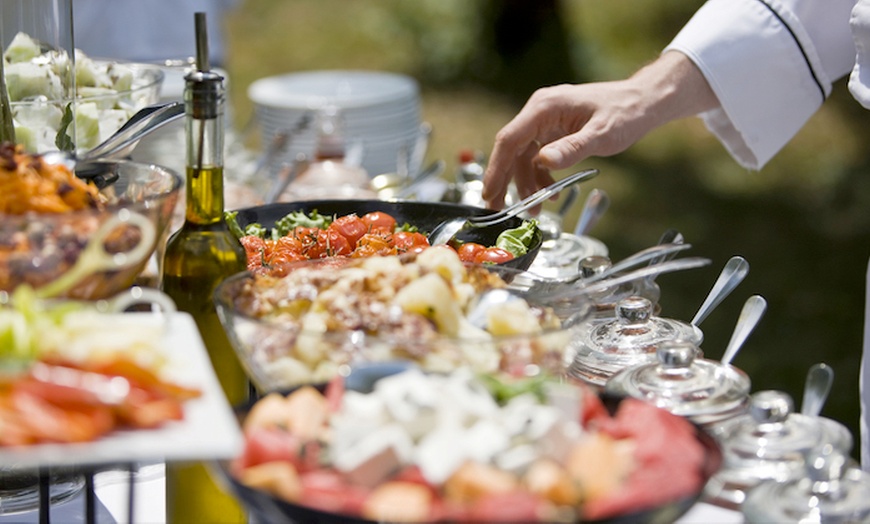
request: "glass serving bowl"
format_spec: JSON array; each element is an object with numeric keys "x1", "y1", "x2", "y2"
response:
[
  {"x1": 0, "y1": 160, "x2": 181, "y2": 300},
  {"x1": 214, "y1": 250, "x2": 593, "y2": 393},
  {"x1": 8, "y1": 54, "x2": 164, "y2": 154}
]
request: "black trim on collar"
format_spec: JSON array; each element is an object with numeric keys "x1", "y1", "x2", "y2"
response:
[{"x1": 755, "y1": 0, "x2": 826, "y2": 102}]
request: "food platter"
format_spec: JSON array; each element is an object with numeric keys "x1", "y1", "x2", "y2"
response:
[
  {"x1": 216, "y1": 378, "x2": 723, "y2": 524},
  {"x1": 0, "y1": 312, "x2": 243, "y2": 470},
  {"x1": 231, "y1": 199, "x2": 544, "y2": 272}
]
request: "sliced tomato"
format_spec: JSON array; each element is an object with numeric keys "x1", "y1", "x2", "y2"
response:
[
  {"x1": 474, "y1": 246, "x2": 515, "y2": 265},
  {"x1": 329, "y1": 214, "x2": 368, "y2": 246},
  {"x1": 360, "y1": 211, "x2": 397, "y2": 233},
  {"x1": 456, "y1": 242, "x2": 486, "y2": 263}
]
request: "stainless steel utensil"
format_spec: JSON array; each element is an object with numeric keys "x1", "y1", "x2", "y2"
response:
[
  {"x1": 42, "y1": 102, "x2": 185, "y2": 178},
  {"x1": 427, "y1": 168, "x2": 599, "y2": 245},
  {"x1": 691, "y1": 256, "x2": 750, "y2": 326},
  {"x1": 721, "y1": 295, "x2": 767, "y2": 366},
  {"x1": 573, "y1": 188, "x2": 609, "y2": 237},
  {"x1": 801, "y1": 363, "x2": 834, "y2": 417}
]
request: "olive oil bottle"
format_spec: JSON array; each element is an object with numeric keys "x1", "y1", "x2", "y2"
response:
[{"x1": 161, "y1": 13, "x2": 248, "y2": 523}]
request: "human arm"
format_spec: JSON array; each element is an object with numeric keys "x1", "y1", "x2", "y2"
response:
[
  {"x1": 482, "y1": 51, "x2": 718, "y2": 209},
  {"x1": 483, "y1": 0, "x2": 856, "y2": 210}
]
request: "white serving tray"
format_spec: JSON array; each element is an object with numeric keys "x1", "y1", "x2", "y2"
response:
[{"x1": 0, "y1": 312, "x2": 243, "y2": 470}]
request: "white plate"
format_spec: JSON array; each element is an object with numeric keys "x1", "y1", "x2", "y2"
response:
[
  {"x1": 0, "y1": 312, "x2": 243, "y2": 470},
  {"x1": 248, "y1": 70, "x2": 419, "y2": 109}
]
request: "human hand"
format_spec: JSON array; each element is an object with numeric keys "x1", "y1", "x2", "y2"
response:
[{"x1": 482, "y1": 51, "x2": 718, "y2": 209}]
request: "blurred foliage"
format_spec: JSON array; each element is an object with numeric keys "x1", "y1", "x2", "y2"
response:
[{"x1": 225, "y1": 0, "x2": 870, "y2": 450}]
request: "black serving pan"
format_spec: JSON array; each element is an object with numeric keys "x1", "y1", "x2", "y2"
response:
[
  {"x1": 230, "y1": 199, "x2": 543, "y2": 271},
  {"x1": 216, "y1": 363, "x2": 723, "y2": 524}
]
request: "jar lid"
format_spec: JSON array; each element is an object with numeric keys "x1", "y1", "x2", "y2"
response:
[
  {"x1": 567, "y1": 296, "x2": 703, "y2": 386},
  {"x1": 527, "y1": 233, "x2": 608, "y2": 280},
  {"x1": 704, "y1": 390, "x2": 854, "y2": 508},
  {"x1": 742, "y1": 448, "x2": 870, "y2": 523},
  {"x1": 602, "y1": 338, "x2": 749, "y2": 425}
]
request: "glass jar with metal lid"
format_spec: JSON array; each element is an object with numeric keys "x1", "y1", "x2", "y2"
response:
[
  {"x1": 704, "y1": 390, "x2": 854, "y2": 509},
  {"x1": 742, "y1": 447, "x2": 870, "y2": 523},
  {"x1": 567, "y1": 295, "x2": 702, "y2": 387},
  {"x1": 603, "y1": 338, "x2": 750, "y2": 427}
]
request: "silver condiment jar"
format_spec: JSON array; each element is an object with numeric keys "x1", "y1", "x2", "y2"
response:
[
  {"x1": 704, "y1": 390, "x2": 854, "y2": 509},
  {"x1": 603, "y1": 338, "x2": 750, "y2": 427},
  {"x1": 742, "y1": 447, "x2": 870, "y2": 523},
  {"x1": 567, "y1": 295, "x2": 702, "y2": 387}
]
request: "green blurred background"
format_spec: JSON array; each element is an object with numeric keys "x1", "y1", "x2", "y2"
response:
[{"x1": 222, "y1": 0, "x2": 870, "y2": 448}]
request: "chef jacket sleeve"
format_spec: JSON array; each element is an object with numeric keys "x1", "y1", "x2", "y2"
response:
[{"x1": 664, "y1": 0, "x2": 855, "y2": 170}]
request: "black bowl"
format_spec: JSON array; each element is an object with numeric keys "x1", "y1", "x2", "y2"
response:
[
  {"x1": 230, "y1": 199, "x2": 543, "y2": 271},
  {"x1": 217, "y1": 366, "x2": 722, "y2": 524}
]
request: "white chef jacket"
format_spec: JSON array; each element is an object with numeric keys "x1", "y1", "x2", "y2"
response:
[{"x1": 665, "y1": 0, "x2": 870, "y2": 469}]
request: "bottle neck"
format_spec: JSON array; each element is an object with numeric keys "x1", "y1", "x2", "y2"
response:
[{"x1": 184, "y1": 74, "x2": 225, "y2": 225}]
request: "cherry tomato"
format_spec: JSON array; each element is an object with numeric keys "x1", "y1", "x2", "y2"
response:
[
  {"x1": 240, "y1": 236, "x2": 267, "y2": 270},
  {"x1": 391, "y1": 231, "x2": 430, "y2": 253},
  {"x1": 324, "y1": 228, "x2": 352, "y2": 257},
  {"x1": 268, "y1": 236, "x2": 306, "y2": 266},
  {"x1": 329, "y1": 214, "x2": 368, "y2": 246},
  {"x1": 352, "y1": 232, "x2": 396, "y2": 258},
  {"x1": 473, "y1": 246, "x2": 515, "y2": 265},
  {"x1": 361, "y1": 211, "x2": 397, "y2": 233},
  {"x1": 456, "y1": 242, "x2": 486, "y2": 263}
]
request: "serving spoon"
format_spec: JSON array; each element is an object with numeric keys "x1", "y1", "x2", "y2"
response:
[
  {"x1": 801, "y1": 363, "x2": 834, "y2": 417},
  {"x1": 41, "y1": 101, "x2": 185, "y2": 186},
  {"x1": 573, "y1": 188, "x2": 610, "y2": 237},
  {"x1": 428, "y1": 168, "x2": 599, "y2": 245},
  {"x1": 720, "y1": 294, "x2": 767, "y2": 367},
  {"x1": 691, "y1": 255, "x2": 750, "y2": 327}
]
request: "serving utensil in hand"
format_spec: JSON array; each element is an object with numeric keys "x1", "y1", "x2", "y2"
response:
[
  {"x1": 573, "y1": 188, "x2": 609, "y2": 237},
  {"x1": 427, "y1": 168, "x2": 599, "y2": 245}
]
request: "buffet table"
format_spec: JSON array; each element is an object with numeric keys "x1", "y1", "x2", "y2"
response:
[{"x1": 2, "y1": 464, "x2": 744, "y2": 524}]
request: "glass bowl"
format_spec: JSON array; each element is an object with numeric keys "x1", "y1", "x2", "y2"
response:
[
  {"x1": 214, "y1": 249, "x2": 592, "y2": 393},
  {"x1": 0, "y1": 159, "x2": 181, "y2": 300},
  {"x1": 7, "y1": 49, "x2": 164, "y2": 154}
]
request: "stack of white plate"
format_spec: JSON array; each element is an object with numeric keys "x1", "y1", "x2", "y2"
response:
[{"x1": 248, "y1": 70, "x2": 421, "y2": 179}]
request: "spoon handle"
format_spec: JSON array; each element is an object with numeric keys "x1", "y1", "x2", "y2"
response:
[
  {"x1": 721, "y1": 295, "x2": 767, "y2": 367},
  {"x1": 573, "y1": 188, "x2": 610, "y2": 237},
  {"x1": 801, "y1": 363, "x2": 834, "y2": 416},
  {"x1": 569, "y1": 256, "x2": 711, "y2": 298},
  {"x1": 471, "y1": 168, "x2": 599, "y2": 226},
  {"x1": 691, "y1": 256, "x2": 750, "y2": 326},
  {"x1": 578, "y1": 242, "x2": 693, "y2": 285}
]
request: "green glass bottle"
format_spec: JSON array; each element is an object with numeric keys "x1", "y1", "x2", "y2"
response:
[{"x1": 160, "y1": 13, "x2": 248, "y2": 524}]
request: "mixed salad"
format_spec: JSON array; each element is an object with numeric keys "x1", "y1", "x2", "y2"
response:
[{"x1": 226, "y1": 208, "x2": 538, "y2": 272}]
